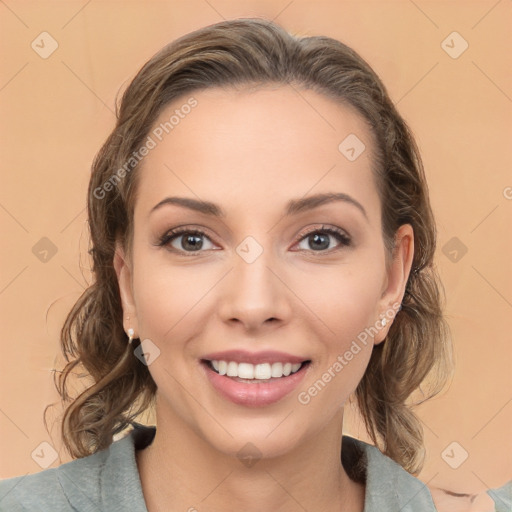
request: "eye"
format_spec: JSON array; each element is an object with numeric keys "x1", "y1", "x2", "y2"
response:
[
  {"x1": 156, "y1": 224, "x2": 351, "y2": 256},
  {"x1": 294, "y1": 225, "x2": 351, "y2": 253},
  {"x1": 157, "y1": 227, "x2": 216, "y2": 254}
]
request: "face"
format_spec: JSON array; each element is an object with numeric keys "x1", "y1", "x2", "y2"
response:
[{"x1": 114, "y1": 85, "x2": 413, "y2": 459}]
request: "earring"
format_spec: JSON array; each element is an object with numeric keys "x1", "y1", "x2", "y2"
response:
[
  {"x1": 127, "y1": 328, "x2": 134, "y2": 344},
  {"x1": 381, "y1": 317, "x2": 387, "y2": 327}
]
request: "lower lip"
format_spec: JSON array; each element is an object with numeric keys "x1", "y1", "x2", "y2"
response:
[{"x1": 202, "y1": 361, "x2": 309, "y2": 407}]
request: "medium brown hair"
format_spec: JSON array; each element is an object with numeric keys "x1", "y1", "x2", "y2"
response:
[{"x1": 48, "y1": 17, "x2": 452, "y2": 475}]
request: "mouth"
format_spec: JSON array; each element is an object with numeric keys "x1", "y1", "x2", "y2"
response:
[
  {"x1": 200, "y1": 358, "x2": 312, "y2": 407},
  {"x1": 202, "y1": 359, "x2": 311, "y2": 382}
]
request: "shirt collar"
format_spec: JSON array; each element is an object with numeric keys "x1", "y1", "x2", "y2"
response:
[{"x1": 57, "y1": 423, "x2": 437, "y2": 512}]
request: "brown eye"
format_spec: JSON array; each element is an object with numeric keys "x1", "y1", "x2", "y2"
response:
[
  {"x1": 295, "y1": 226, "x2": 351, "y2": 253},
  {"x1": 158, "y1": 228, "x2": 216, "y2": 254}
]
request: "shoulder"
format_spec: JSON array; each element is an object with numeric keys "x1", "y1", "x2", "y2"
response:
[
  {"x1": 0, "y1": 442, "x2": 113, "y2": 511},
  {"x1": 0, "y1": 424, "x2": 154, "y2": 512},
  {"x1": 0, "y1": 451, "x2": 106, "y2": 511},
  {"x1": 342, "y1": 436, "x2": 437, "y2": 511},
  {"x1": 345, "y1": 437, "x2": 512, "y2": 512},
  {"x1": 487, "y1": 479, "x2": 512, "y2": 512}
]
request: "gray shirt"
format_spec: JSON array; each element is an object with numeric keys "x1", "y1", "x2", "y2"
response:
[{"x1": 1, "y1": 423, "x2": 510, "y2": 511}]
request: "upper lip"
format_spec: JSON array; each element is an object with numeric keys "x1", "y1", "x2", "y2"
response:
[{"x1": 201, "y1": 349, "x2": 309, "y2": 365}]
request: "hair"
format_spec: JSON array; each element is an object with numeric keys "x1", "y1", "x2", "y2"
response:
[{"x1": 47, "y1": 17, "x2": 452, "y2": 475}]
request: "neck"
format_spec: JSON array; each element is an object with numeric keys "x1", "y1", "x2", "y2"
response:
[{"x1": 136, "y1": 396, "x2": 365, "y2": 512}]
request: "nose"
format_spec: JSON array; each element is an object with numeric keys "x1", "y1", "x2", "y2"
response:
[{"x1": 216, "y1": 247, "x2": 292, "y2": 334}]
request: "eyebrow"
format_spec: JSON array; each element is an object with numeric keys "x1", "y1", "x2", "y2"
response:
[{"x1": 149, "y1": 192, "x2": 368, "y2": 220}]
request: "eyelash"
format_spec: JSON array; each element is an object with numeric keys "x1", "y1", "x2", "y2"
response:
[{"x1": 156, "y1": 225, "x2": 352, "y2": 256}]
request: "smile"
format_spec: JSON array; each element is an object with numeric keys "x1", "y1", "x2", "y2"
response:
[
  {"x1": 201, "y1": 358, "x2": 311, "y2": 407},
  {"x1": 209, "y1": 360, "x2": 304, "y2": 380}
]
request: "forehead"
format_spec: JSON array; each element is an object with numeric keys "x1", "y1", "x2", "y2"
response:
[{"x1": 134, "y1": 85, "x2": 379, "y2": 220}]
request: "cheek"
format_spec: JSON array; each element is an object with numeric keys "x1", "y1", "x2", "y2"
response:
[
  {"x1": 290, "y1": 259, "x2": 384, "y2": 339},
  {"x1": 291, "y1": 262, "x2": 383, "y2": 400},
  {"x1": 131, "y1": 251, "x2": 218, "y2": 344},
  {"x1": 331, "y1": 284, "x2": 382, "y2": 345},
  {"x1": 296, "y1": 284, "x2": 378, "y2": 420}
]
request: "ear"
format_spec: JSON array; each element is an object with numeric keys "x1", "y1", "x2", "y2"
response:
[
  {"x1": 373, "y1": 223, "x2": 414, "y2": 345},
  {"x1": 113, "y1": 240, "x2": 139, "y2": 337}
]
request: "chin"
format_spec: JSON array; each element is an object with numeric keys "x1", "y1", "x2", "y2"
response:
[{"x1": 203, "y1": 428, "x2": 304, "y2": 464}]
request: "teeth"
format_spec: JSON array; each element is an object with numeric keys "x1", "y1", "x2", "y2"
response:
[{"x1": 210, "y1": 360, "x2": 303, "y2": 379}]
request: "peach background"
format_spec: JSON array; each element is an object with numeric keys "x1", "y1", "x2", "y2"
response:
[{"x1": 1, "y1": 0, "x2": 511, "y2": 507}]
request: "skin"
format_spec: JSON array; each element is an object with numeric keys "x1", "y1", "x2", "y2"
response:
[
  {"x1": 114, "y1": 85, "x2": 414, "y2": 512},
  {"x1": 429, "y1": 487, "x2": 496, "y2": 512}
]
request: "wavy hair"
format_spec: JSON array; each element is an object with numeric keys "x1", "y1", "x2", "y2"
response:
[{"x1": 47, "y1": 17, "x2": 452, "y2": 475}]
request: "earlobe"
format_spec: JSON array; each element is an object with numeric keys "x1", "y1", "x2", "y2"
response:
[
  {"x1": 374, "y1": 224, "x2": 414, "y2": 345},
  {"x1": 113, "y1": 242, "x2": 139, "y2": 336}
]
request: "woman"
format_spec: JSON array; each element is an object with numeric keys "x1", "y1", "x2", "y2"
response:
[{"x1": 0, "y1": 17, "x2": 477, "y2": 511}]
